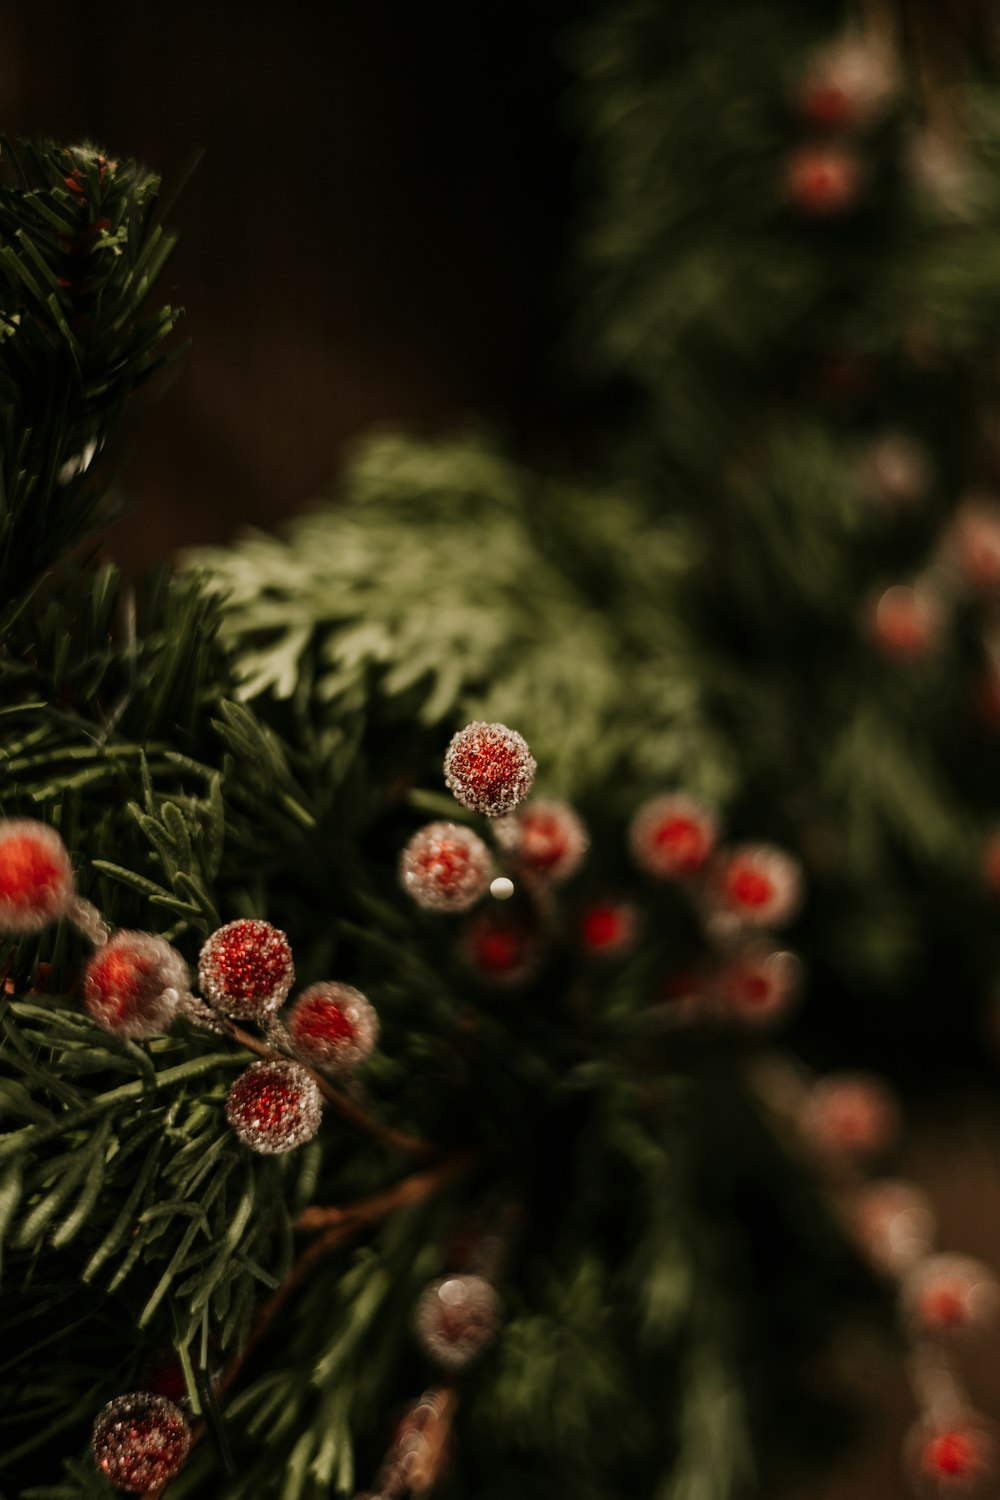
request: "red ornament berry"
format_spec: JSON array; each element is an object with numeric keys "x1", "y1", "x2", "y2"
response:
[
  {"x1": 461, "y1": 910, "x2": 541, "y2": 983},
  {"x1": 853, "y1": 1180, "x2": 936, "y2": 1277},
  {"x1": 413, "y1": 1274, "x2": 501, "y2": 1371},
  {"x1": 981, "y1": 829, "x2": 1000, "y2": 893},
  {"x1": 948, "y1": 497, "x2": 1000, "y2": 594},
  {"x1": 868, "y1": 583, "x2": 942, "y2": 661},
  {"x1": 92, "y1": 1391, "x2": 191, "y2": 1493},
  {"x1": 444, "y1": 721, "x2": 536, "y2": 817},
  {"x1": 225, "y1": 1059, "x2": 322, "y2": 1154},
  {"x1": 198, "y1": 919, "x2": 294, "y2": 1021},
  {"x1": 494, "y1": 798, "x2": 588, "y2": 882},
  {"x1": 287, "y1": 981, "x2": 378, "y2": 1069},
  {"x1": 400, "y1": 822, "x2": 492, "y2": 912},
  {"x1": 707, "y1": 845, "x2": 803, "y2": 931},
  {"x1": 0, "y1": 819, "x2": 75, "y2": 934},
  {"x1": 786, "y1": 143, "x2": 864, "y2": 216},
  {"x1": 804, "y1": 1072, "x2": 899, "y2": 1165},
  {"x1": 629, "y1": 793, "x2": 717, "y2": 879},
  {"x1": 83, "y1": 931, "x2": 188, "y2": 1039},
  {"x1": 908, "y1": 1418, "x2": 996, "y2": 1494},
  {"x1": 794, "y1": 39, "x2": 896, "y2": 132},
  {"x1": 580, "y1": 899, "x2": 639, "y2": 957},
  {"x1": 712, "y1": 943, "x2": 802, "y2": 1026},
  {"x1": 903, "y1": 1255, "x2": 1000, "y2": 1341},
  {"x1": 859, "y1": 432, "x2": 932, "y2": 510}
]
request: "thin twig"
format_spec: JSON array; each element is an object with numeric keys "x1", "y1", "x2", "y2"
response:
[
  {"x1": 222, "y1": 1016, "x2": 435, "y2": 1158},
  {"x1": 143, "y1": 1152, "x2": 476, "y2": 1500}
]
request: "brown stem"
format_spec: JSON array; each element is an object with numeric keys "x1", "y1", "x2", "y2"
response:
[
  {"x1": 407, "y1": 1386, "x2": 460, "y2": 1496},
  {"x1": 143, "y1": 1152, "x2": 476, "y2": 1500},
  {"x1": 222, "y1": 1017, "x2": 435, "y2": 1159}
]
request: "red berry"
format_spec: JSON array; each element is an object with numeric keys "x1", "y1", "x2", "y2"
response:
[
  {"x1": 708, "y1": 845, "x2": 802, "y2": 931},
  {"x1": 805, "y1": 1073, "x2": 899, "y2": 1164},
  {"x1": 494, "y1": 799, "x2": 588, "y2": 882},
  {"x1": 461, "y1": 910, "x2": 540, "y2": 983},
  {"x1": 92, "y1": 1392, "x2": 191, "y2": 1493},
  {"x1": 869, "y1": 583, "x2": 941, "y2": 660},
  {"x1": 444, "y1": 721, "x2": 536, "y2": 817},
  {"x1": 982, "y1": 830, "x2": 1000, "y2": 893},
  {"x1": 853, "y1": 1180, "x2": 935, "y2": 1276},
  {"x1": 84, "y1": 931, "x2": 188, "y2": 1039},
  {"x1": 287, "y1": 982, "x2": 378, "y2": 1069},
  {"x1": 786, "y1": 143, "x2": 863, "y2": 216},
  {"x1": 580, "y1": 900, "x2": 638, "y2": 957},
  {"x1": 225, "y1": 1060, "x2": 322, "y2": 1154},
  {"x1": 630, "y1": 794, "x2": 717, "y2": 879},
  {"x1": 904, "y1": 1254, "x2": 1000, "y2": 1340},
  {"x1": 0, "y1": 819, "x2": 75, "y2": 933},
  {"x1": 713, "y1": 943, "x2": 801, "y2": 1026},
  {"x1": 794, "y1": 40, "x2": 896, "y2": 133},
  {"x1": 400, "y1": 822, "x2": 492, "y2": 912},
  {"x1": 198, "y1": 919, "x2": 294, "y2": 1021},
  {"x1": 949, "y1": 497, "x2": 1000, "y2": 593},
  {"x1": 910, "y1": 1420, "x2": 995, "y2": 1491},
  {"x1": 413, "y1": 1275, "x2": 501, "y2": 1371}
]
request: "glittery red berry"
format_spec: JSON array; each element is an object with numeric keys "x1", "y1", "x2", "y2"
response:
[
  {"x1": 629, "y1": 794, "x2": 717, "y2": 879},
  {"x1": 786, "y1": 143, "x2": 863, "y2": 216},
  {"x1": 494, "y1": 799, "x2": 588, "y2": 882},
  {"x1": 84, "y1": 931, "x2": 188, "y2": 1039},
  {"x1": 225, "y1": 1059, "x2": 322, "y2": 1154},
  {"x1": 949, "y1": 497, "x2": 1000, "y2": 593},
  {"x1": 712, "y1": 943, "x2": 801, "y2": 1026},
  {"x1": 804, "y1": 1072, "x2": 899, "y2": 1165},
  {"x1": 869, "y1": 583, "x2": 942, "y2": 661},
  {"x1": 413, "y1": 1274, "x2": 501, "y2": 1371},
  {"x1": 903, "y1": 1255, "x2": 1000, "y2": 1341},
  {"x1": 908, "y1": 1418, "x2": 996, "y2": 1494},
  {"x1": 580, "y1": 900, "x2": 638, "y2": 957},
  {"x1": 92, "y1": 1391, "x2": 191, "y2": 1493},
  {"x1": 707, "y1": 845, "x2": 803, "y2": 931},
  {"x1": 287, "y1": 982, "x2": 378, "y2": 1069},
  {"x1": 400, "y1": 822, "x2": 492, "y2": 912},
  {"x1": 853, "y1": 1180, "x2": 935, "y2": 1276},
  {"x1": 444, "y1": 721, "x2": 536, "y2": 817},
  {"x1": 0, "y1": 819, "x2": 75, "y2": 934},
  {"x1": 198, "y1": 919, "x2": 294, "y2": 1021},
  {"x1": 461, "y1": 910, "x2": 540, "y2": 984},
  {"x1": 794, "y1": 40, "x2": 896, "y2": 132}
]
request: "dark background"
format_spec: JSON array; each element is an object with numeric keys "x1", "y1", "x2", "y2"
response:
[
  {"x1": 0, "y1": 0, "x2": 579, "y2": 567},
  {"x1": 5, "y1": 4, "x2": 1000, "y2": 1495}
]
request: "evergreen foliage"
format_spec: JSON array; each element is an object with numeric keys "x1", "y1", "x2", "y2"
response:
[{"x1": 3, "y1": 2, "x2": 1000, "y2": 1497}]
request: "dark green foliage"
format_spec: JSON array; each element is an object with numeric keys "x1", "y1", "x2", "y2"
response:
[{"x1": 0, "y1": 140, "x2": 180, "y2": 632}]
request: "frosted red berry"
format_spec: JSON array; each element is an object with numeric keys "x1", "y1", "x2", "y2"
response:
[
  {"x1": 225, "y1": 1059, "x2": 322, "y2": 1154},
  {"x1": 805, "y1": 1072, "x2": 899, "y2": 1165},
  {"x1": 0, "y1": 819, "x2": 75, "y2": 934},
  {"x1": 92, "y1": 1391, "x2": 191, "y2": 1493},
  {"x1": 708, "y1": 845, "x2": 802, "y2": 930},
  {"x1": 444, "y1": 721, "x2": 536, "y2": 817},
  {"x1": 287, "y1": 982, "x2": 378, "y2": 1069},
  {"x1": 786, "y1": 143, "x2": 863, "y2": 216},
  {"x1": 400, "y1": 822, "x2": 492, "y2": 912},
  {"x1": 84, "y1": 931, "x2": 188, "y2": 1039},
  {"x1": 413, "y1": 1274, "x2": 501, "y2": 1371},
  {"x1": 198, "y1": 919, "x2": 294, "y2": 1021},
  {"x1": 903, "y1": 1255, "x2": 999, "y2": 1341},
  {"x1": 580, "y1": 900, "x2": 638, "y2": 957},
  {"x1": 629, "y1": 794, "x2": 717, "y2": 879},
  {"x1": 869, "y1": 583, "x2": 941, "y2": 660},
  {"x1": 494, "y1": 798, "x2": 588, "y2": 882},
  {"x1": 853, "y1": 1180, "x2": 936, "y2": 1276},
  {"x1": 909, "y1": 1419, "x2": 996, "y2": 1494},
  {"x1": 949, "y1": 497, "x2": 1000, "y2": 593},
  {"x1": 461, "y1": 910, "x2": 540, "y2": 984},
  {"x1": 794, "y1": 39, "x2": 896, "y2": 132},
  {"x1": 713, "y1": 943, "x2": 801, "y2": 1026}
]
